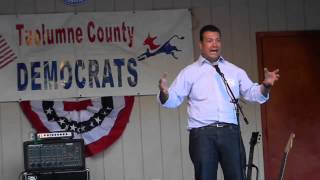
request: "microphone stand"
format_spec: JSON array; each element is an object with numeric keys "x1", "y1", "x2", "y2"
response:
[
  {"x1": 214, "y1": 65, "x2": 248, "y2": 124},
  {"x1": 214, "y1": 64, "x2": 248, "y2": 180}
]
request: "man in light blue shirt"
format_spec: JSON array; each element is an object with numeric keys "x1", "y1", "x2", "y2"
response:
[{"x1": 158, "y1": 25, "x2": 279, "y2": 180}]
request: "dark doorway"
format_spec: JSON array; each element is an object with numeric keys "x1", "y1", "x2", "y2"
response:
[{"x1": 256, "y1": 31, "x2": 320, "y2": 180}]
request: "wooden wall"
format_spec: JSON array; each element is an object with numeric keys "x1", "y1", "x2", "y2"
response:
[{"x1": 0, "y1": 0, "x2": 319, "y2": 180}]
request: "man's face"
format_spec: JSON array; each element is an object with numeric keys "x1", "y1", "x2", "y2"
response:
[{"x1": 199, "y1": 31, "x2": 221, "y2": 62}]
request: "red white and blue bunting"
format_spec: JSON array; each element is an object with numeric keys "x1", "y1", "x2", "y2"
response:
[{"x1": 20, "y1": 96, "x2": 134, "y2": 157}]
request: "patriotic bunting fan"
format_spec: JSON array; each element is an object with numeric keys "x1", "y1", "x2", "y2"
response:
[{"x1": 20, "y1": 96, "x2": 134, "y2": 157}]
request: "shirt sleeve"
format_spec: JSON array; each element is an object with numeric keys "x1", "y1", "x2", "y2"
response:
[
  {"x1": 157, "y1": 68, "x2": 192, "y2": 108},
  {"x1": 239, "y1": 69, "x2": 269, "y2": 104}
]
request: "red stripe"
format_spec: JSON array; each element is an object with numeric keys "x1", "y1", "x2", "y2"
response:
[
  {"x1": 0, "y1": 52, "x2": 15, "y2": 63},
  {"x1": 0, "y1": 46, "x2": 9, "y2": 54},
  {"x1": 0, "y1": 39, "x2": 5, "y2": 46},
  {"x1": 0, "y1": 56, "x2": 16, "y2": 69},
  {"x1": 0, "y1": 49, "x2": 13, "y2": 59},
  {"x1": 0, "y1": 52, "x2": 15, "y2": 65},
  {"x1": 20, "y1": 101, "x2": 50, "y2": 133},
  {"x1": 0, "y1": 41, "x2": 7, "y2": 49},
  {"x1": 63, "y1": 99, "x2": 93, "y2": 111},
  {"x1": 85, "y1": 96, "x2": 134, "y2": 157}
]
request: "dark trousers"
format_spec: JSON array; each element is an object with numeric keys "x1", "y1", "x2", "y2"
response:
[{"x1": 189, "y1": 124, "x2": 246, "y2": 180}]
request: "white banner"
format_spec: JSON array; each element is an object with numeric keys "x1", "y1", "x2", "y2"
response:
[{"x1": 0, "y1": 9, "x2": 193, "y2": 101}]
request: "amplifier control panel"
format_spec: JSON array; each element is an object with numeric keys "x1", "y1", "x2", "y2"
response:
[{"x1": 23, "y1": 139, "x2": 85, "y2": 172}]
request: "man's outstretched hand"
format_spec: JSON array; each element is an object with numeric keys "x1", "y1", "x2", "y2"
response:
[
  {"x1": 261, "y1": 68, "x2": 280, "y2": 96},
  {"x1": 159, "y1": 73, "x2": 169, "y2": 104},
  {"x1": 263, "y1": 68, "x2": 280, "y2": 88}
]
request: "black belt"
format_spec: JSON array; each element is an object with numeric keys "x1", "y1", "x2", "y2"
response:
[
  {"x1": 207, "y1": 122, "x2": 236, "y2": 128},
  {"x1": 190, "y1": 123, "x2": 237, "y2": 131}
]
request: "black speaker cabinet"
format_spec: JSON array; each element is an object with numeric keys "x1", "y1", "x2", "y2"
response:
[
  {"x1": 23, "y1": 139, "x2": 85, "y2": 172},
  {"x1": 23, "y1": 169, "x2": 89, "y2": 180}
]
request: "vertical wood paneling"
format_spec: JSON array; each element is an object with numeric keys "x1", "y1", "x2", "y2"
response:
[
  {"x1": 152, "y1": 0, "x2": 173, "y2": 10},
  {"x1": 35, "y1": 0, "x2": 56, "y2": 14},
  {"x1": 159, "y1": 105, "x2": 182, "y2": 180},
  {"x1": 104, "y1": 139, "x2": 125, "y2": 180},
  {"x1": 122, "y1": 98, "x2": 143, "y2": 180},
  {"x1": 134, "y1": 0, "x2": 153, "y2": 10},
  {"x1": 241, "y1": 105, "x2": 261, "y2": 156},
  {"x1": 248, "y1": 0, "x2": 268, "y2": 81},
  {"x1": 248, "y1": 0, "x2": 268, "y2": 179},
  {"x1": 211, "y1": 0, "x2": 233, "y2": 60},
  {"x1": 267, "y1": 0, "x2": 286, "y2": 31},
  {"x1": 76, "y1": 0, "x2": 96, "y2": 12},
  {"x1": 178, "y1": 102, "x2": 194, "y2": 180},
  {"x1": 0, "y1": 105, "x2": 3, "y2": 180},
  {"x1": 0, "y1": 103, "x2": 23, "y2": 180},
  {"x1": 86, "y1": 152, "x2": 105, "y2": 180},
  {"x1": 305, "y1": 0, "x2": 320, "y2": 29},
  {"x1": 285, "y1": 0, "x2": 305, "y2": 30},
  {"x1": 191, "y1": 8, "x2": 211, "y2": 59},
  {"x1": 140, "y1": 96, "x2": 163, "y2": 180},
  {"x1": 16, "y1": 0, "x2": 35, "y2": 14},
  {"x1": 20, "y1": 106, "x2": 34, "y2": 141},
  {"x1": 55, "y1": 0, "x2": 77, "y2": 13},
  {"x1": 95, "y1": 0, "x2": 115, "y2": 12},
  {"x1": 230, "y1": 0, "x2": 251, "y2": 72},
  {"x1": 191, "y1": 0, "x2": 210, "y2": 8},
  {"x1": 115, "y1": 0, "x2": 134, "y2": 11},
  {"x1": 0, "y1": 0, "x2": 16, "y2": 14},
  {"x1": 173, "y1": 0, "x2": 192, "y2": 9}
]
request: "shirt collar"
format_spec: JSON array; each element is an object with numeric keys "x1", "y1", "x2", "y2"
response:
[{"x1": 198, "y1": 55, "x2": 225, "y2": 65}]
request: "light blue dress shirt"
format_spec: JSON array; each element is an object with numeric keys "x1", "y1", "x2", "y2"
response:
[{"x1": 159, "y1": 55, "x2": 268, "y2": 129}]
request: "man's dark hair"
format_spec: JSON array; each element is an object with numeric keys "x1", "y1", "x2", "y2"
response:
[{"x1": 200, "y1": 25, "x2": 221, "y2": 41}]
